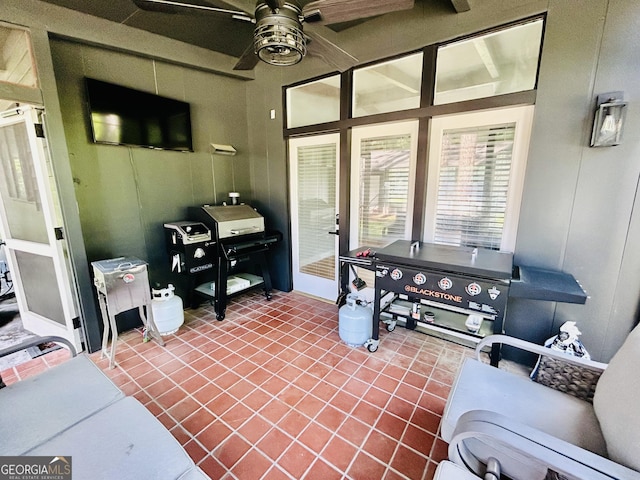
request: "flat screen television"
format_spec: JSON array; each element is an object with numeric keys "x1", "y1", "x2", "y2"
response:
[{"x1": 85, "y1": 78, "x2": 193, "y2": 151}]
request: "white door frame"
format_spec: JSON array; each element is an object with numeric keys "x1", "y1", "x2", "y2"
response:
[
  {"x1": 0, "y1": 107, "x2": 82, "y2": 350},
  {"x1": 289, "y1": 133, "x2": 340, "y2": 300}
]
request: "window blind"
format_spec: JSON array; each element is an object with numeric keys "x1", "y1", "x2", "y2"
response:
[
  {"x1": 434, "y1": 123, "x2": 516, "y2": 250},
  {"x1": 357, "y1": 134, "x2": 411, "y2": 248},
  {"x1": 297, "y1": 142, "x2": 337, "y2": 280}
]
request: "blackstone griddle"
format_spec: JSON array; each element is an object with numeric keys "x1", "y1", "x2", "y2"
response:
[{"x1": 375, "y1": 240, "x2": 513, "y2": 280}]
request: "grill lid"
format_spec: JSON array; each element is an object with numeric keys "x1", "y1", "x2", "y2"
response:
[
  {"x1": 91, "y1": 256, "x2": 147, "y2": 274},
  {"x1": 199, "y1": 204, "x2": 265, "y2": 239},
  {"x1": 202, "y1": 205, "x2": 262, "y2": 223},
  {"x1": 376, "y1": 240, "x2": 513, "y2": 280}
]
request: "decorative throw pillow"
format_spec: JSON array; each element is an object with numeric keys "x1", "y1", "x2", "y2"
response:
[{"x1": 532, "y1": 355, "x2": 602, "y2": 403}]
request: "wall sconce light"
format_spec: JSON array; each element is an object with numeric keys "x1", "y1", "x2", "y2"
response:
[
  {"x1": 590, "y1": 92, "x2": 627, "y2": 147},
  {"x1": 210, "y1": 143, "x2": 237, "y2": 156}
]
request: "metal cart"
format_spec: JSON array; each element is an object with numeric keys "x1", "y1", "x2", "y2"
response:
[{"x1": 92, "y1": 257, "x2": 164, "y2": 368}]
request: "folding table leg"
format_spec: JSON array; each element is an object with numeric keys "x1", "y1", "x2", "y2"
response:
[
  {"x1": 97, "y1": 294, "x2": 111, "y2": 360},
  {"x1": 139, "y1": 304, "x2": 165, "y2": 347},
  {"x1": 107, "y1": 312, "x2": 118, "y2": 369}
]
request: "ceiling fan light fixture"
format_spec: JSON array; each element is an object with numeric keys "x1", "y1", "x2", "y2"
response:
[{"x1": 253, "y1": 2, "x2": 306, "y2": 67}]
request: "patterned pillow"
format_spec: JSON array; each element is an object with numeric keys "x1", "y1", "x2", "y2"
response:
[{"x1": 532, "y1": 355, "x2": 602, "y2": 403}]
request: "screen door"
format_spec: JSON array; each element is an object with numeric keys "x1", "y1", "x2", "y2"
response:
[{"x1": 0, "y1": 106, "x2": 82, "y2": 350}]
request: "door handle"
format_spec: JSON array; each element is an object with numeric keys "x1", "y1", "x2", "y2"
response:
[{"x1": 328, "y1": 231, "x2": 339, "y2": 235}]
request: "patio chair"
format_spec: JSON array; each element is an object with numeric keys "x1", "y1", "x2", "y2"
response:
[
  {"x1": 1, "y1": 336, "x2": 208, "y2": 479},
  {"x1": 441, "y1": 324, "x2": 640, "y2": 479}
]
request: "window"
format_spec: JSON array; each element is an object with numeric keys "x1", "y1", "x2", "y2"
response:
[
  {"x1": 0, "y1": 23, "x2": 38, "y2": 89},
  {"x1": 424, "y1": 106, "x2": 534, "y2": 251},
  {"x1": 350, "y1": 121, "x2": 419, "y2": 249},
  {"x1": 286, "y1": 74, "x2": 340, "y2": 128},
  {"x1": 352, "y1": 52, "x2": 423, "y2": 117},
  {"x1": 296, "y1": 142, "x2": 337, "y2": 279},
  {"x1": 434, "y1": 18, "x2": 543, "y2": 105},
  {"x1": 0, "y1": 120, "x2": 38, "y2": 203}
]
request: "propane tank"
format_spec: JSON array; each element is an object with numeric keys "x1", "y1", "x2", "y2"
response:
[
  {"x1": 338, "y1": 293, "x2": 373, "y2": 347},
  {"x1": 151, "y1": 284, "x2": 184, "y2": 335}
]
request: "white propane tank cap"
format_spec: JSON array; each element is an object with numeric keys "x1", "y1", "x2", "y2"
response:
[{"x1": 152, "y1": 284, "x2": 175, "y2": 300}]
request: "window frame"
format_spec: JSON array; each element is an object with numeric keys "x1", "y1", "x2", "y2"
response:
[
  {"x1": 349, "y1": 120, "x2": 420, "y2": 250},
  {"x1": 351, "y1": 51, "x2": 424, "y2": 118},
  {"x1": 282, "y1": 15, "x2": 545, "y2": 257},
  {"x1": 433, "y1": 16, "x2": 546, "y2": 105},
  {"x1": 424, "y1": 106, "x2": 535, "y2": 251},
  {"x1": 285, "y1": 73, "x2": 342, "y2": 129}
]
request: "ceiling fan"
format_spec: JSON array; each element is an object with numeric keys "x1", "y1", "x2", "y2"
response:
[{"x1": 132, "y1": 0, "x2": 415, "y2": 71}]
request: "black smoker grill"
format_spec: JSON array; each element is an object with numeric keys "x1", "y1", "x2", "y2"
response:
[
  {"x1": 188, "y1": 204, "x2": 280, "y2": 320},
  {"x1": 163, "y1": 221, "x2": 216, "y2": 275}
]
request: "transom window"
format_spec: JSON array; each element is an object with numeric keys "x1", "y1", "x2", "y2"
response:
[{"x1": 434, "y1": 18, "x2": 544, "y2": 105}]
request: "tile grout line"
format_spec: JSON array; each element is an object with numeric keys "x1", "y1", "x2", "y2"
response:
[{"x1": 87, "y1": 292, "x2": 470, "y2": 479}]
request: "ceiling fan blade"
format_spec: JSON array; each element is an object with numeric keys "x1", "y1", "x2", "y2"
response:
[
  {"x1": 233, "y1": 43, "x2": 260, "y2": 70},
  {"x1": 303, "y1": 0, "x2": 414, "y2": 24},
  {"x1": 305, "y1": 27, "x2": 357, "y2": 72},
  {"x1": 209, "y1": 0, "x2": 254, "y2": 14},
  {"x1": 132, "y1": 0, "x2": 253, "y2": 21}
]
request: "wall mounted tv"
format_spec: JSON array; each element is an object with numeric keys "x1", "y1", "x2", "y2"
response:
[{"x1": 85, "y1": 78, "x2": 193, "y2": 151}]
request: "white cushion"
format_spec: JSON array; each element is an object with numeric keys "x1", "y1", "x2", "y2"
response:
[
  {"x1": 593, "y1": 324, "x2": 640, "y2": 471},
  {"x1": 442, "y1": 358, "x2": 607, "y2": 456},
  {"x1": 0, "y1": 355, "x2": 124, "y2": 455},
  {"x1": 177, "y1": 467, "x2": 210, "y2": 480},
  {"x1": 28, "y1": 397, "x2": 197, "y2": 480}
]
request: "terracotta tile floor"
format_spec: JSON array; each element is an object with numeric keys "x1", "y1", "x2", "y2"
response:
[{"x1": 2, "y1": 290, "x2": 482, "y2": 479}]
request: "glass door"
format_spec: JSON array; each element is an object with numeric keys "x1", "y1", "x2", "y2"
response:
[
  {"x1": 349, "y1": 121, "x2": 419, "y2": 296},
  {"x1": 289, "y1": 133, "x2": 340, "y2": 300},
  {"x1": 0, "y1": 106, "x2": 82, "y2": 350},
  {"x1": 350, "y1": 120, "x2": 419, "y2": 249}
]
